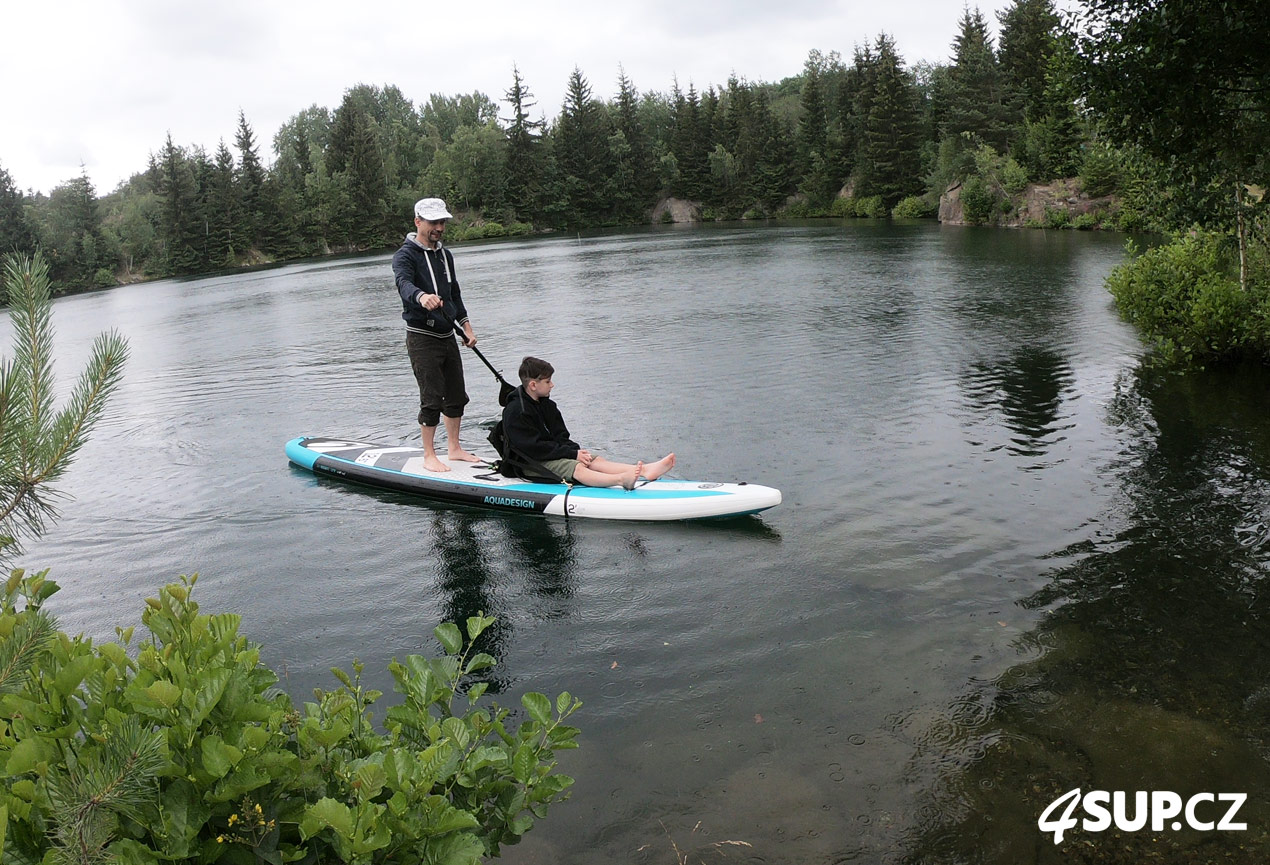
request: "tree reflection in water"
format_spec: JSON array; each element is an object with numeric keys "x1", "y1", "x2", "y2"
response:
[
  {"x1": 899, "y1": 362, "x2": 1270, "y2": 864},
  {"x1": 427, "y1": 511, "x2": 579, "y2": 694}
]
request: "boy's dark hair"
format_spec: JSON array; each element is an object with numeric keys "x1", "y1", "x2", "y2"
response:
[{"x1": 518, "y1": 356, "x2": 554, "y2": 385}]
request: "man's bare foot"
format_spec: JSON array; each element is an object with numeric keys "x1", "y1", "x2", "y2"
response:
[
  {"x1": 447, "y1": 448, "x2": 483, "y2": 463},
  {"x1": 423, "y1": 455, "x2": 451, "y2": 472},
  {"x1": 641, "y1": 453, "x2": 676, "y2": 481},
  {"x1": 620, "y1": 462, "x2": 643, "y2": 490}
]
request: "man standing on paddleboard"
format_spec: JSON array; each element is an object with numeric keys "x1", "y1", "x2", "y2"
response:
[{"x1": 392, "y1": 197, "x2": 481, "y2": 473}]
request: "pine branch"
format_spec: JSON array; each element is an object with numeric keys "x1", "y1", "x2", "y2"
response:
[
  {"x1": 0, "y1": 610, "x2": 57, "y2": 695},
  {"x1": 0, "y1": 253, "x2": 129, "y2": 561},
  {"x1": 34, "y1": 330, "x2": 129, "y2": 486},
  {"x1": 48, "y1": 719, "x2": 166, "y2": 865}
]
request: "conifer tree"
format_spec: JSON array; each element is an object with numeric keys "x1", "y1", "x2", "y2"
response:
[
  {"x1": 669, "y1": 83, "x2": 709, "y2": 201},
  {"x1": 611, "y1": 67, "x2": 655, "y2": 218},
  {"x1": 0, "y1": 163, "x2": 36, "y2": 257},
  {"x1": 860, "y1": 34, "x2": 924, "y2": 208},
  {"x1": 156, "y1": 134, "x2": 203, "y2": 274},
  {"x1": 553, "y1": 68, "x2": 612, "y2": 225},
  {"x1": 997, "y1": 0, "x2": 1062, "y2": 123},
  {"x1": 40, "y1": 171, "x2": 104, "y2": 289},
  {"x1": 188, "y1": 146, "x2": 217, "y2": 272},
  {"x1": 0, "y1": 252, "x2": 128, "y2": 560},
  {"x1": 326, "y1": 95, "x2": 386, "y2": 247},
  {"x1": 208, "y1": 140, "x2": 238, "y2": 265},
  {"x1": 796, "y1": 52, "x2": 830, "y2": 180},
  {"x1": 504, "y1": 65, "x2": 544, "y2": 223},
  {"x1": 940, "y1": 7, "x2": 1017, "y2": 152},
  {"x1": 234, "y1": 110, "x2": 265, "y2": 251}
]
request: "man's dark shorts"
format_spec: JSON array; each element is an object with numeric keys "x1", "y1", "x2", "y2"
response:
[{"x1": 406, "y1": 331, "x2": 468, "y2": 427}]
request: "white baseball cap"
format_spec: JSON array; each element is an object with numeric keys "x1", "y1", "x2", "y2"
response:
[{"x1": 414, "y1": 198, "x2": 453, "y2": 221}]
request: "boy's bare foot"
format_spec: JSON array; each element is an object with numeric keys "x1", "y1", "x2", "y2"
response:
[
  {"x1": 448, "y1": 448, "x2": 482, "y2": 463},
  {"x1": 621, "y1": 462, "x2": 643, "y2": 490},
  {"x1": 424, "y1": 455, "x2": 451, "y2": 472},
  {"x1": 641, "y1": 453, "x2": 676, "y2": 481}
]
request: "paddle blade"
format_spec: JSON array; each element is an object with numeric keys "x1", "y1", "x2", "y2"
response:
[{"x1": 498, "y1": 381, "x2": 515, "y2": 406}]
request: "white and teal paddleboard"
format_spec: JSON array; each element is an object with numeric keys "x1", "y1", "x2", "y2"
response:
[{"x1": 285, "y1": 437, "x2": 781, "y2": 521}]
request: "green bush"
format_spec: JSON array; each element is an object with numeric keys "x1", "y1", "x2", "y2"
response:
[
  {"x1": 1079, "y1": 143, "x2": 1122, "y2": 197},
  {"x1": 1001, "y1": 158, "x2": 1030, "y2": 196},
  {"x1": 854, "y1": 196, "x2": 887, "y2": 219},
  {"x1": 0, "y1": 571, "x2": 580, "y2": 865},
  {"x1": 1044, "y1": 207, "x2": 1072, "y2": 229},
  {"x1": 828, "y1": 197, "x2": 854, "y2": 218},
  {"x1": 960, "y1": 178, "x2": 997, "y2": 225},
  {"x1": 1107, "y1": 231, "x2": 1266, "y2": 363},
  {"x1": 891, "y1": 196, "x2": 935, "y2": 219},
  {"x1": 1071, "y1": 213, "x2": 1099, "y2": 231}
]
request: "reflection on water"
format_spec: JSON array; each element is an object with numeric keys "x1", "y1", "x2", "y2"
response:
[
  {"x1": 899, "y1": 362, "x2": 1270, "y2": 863},
  {"x1": 960, "y1": 347, "x2": 1077, "y2": 463},
  {"x1": 23, "y1": 223, "x2": 1263, "y2": 863}
]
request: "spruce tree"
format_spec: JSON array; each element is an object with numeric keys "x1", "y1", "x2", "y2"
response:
[
  {"x1": 997, "y1": 0, "x2": 1062, "y2": 123},
  {"x1": 795, "y1": 52, "x2": 830, "y2": 182},
  {"x1": 860, "y1": 34, "x2": 924, "y2": 208},
  {"x1": 553, "y1": 68, "x2": 612, "y2": 225},
  {"x1": 208, "y1": 140, "x2": 238, "y2": 265},
  {"x1": 234, "y1": 110, "x2": 265, "y2": 252},
  {"x1": 42, "y1": 171, "x2": 104, "y2": 290},
  {"x1": 504, "y1": 65, "x2": 544, "y2": 223},
  {"x1": 612, "y1": 67, "x2": 655, "y2": 218},
  {"x1": 157, "y1": 134, "x2": 203, "y2": 274},
  {"x1": 669, "y1": 83, "x2": 709, "y2": 201},
  {"x1": 0, "y1": 163, "x2": 36, "y2": 257},
  {"x1": 941, "y1": 7, "x2": 1017, "y2": 152}
]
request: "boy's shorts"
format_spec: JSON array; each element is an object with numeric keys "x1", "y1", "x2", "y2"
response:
[{"x1": 539, "y1": 458, "x2": 578, "y2": 482}]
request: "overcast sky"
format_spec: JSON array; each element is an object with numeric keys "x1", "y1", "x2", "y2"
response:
[{"x1": 2, "y1": 0, "x2": 1045, "y2": 196}]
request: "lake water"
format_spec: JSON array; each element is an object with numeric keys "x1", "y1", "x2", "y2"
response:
[{"x1": 15, "y1": 222, "x2": 1270, "y2": 863}]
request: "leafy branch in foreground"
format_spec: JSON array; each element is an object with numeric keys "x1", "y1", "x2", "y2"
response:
[
  {"x1": 0, "y1": 571, "x2": 580, "y2": 865},
  {"x1": 0, "y1": 252, "x2": 129, "y2": 560}
]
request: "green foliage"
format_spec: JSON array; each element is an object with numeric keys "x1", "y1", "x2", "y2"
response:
[
  {"x1": 0, "y1": 571, "x2": 581, "y2": 865},
  {"x1": 853, "y1": 195, "x2": 886, "y2": 219},
  {"x1": 891, "y1": 195, "x2": 936, "y2": 219},
  {"x1": 1001, "y1": 157, "x2": 1029, "y2": 196},
  {"x1": 0, "y1": 253, "x2": 129, "y2": 561},
  {"x1": 1043, "y1": 207, "x2": 1071, "y2": 229},
  {"x1": 0, "y1": 163, "x2": 37, "y2": 259},
  {"x1": 1079, "y1": 142, "x2": 1121, "y2": 197},
  {"x1": 8, "y1": 17, "x2": 1103, "y2": 279},
  {"x1": 1107, "y1": 231, "x2": 1270, "y2": 363},
  {"x1": 960, "y1": 177, "x2": 998, "y2": 224}
]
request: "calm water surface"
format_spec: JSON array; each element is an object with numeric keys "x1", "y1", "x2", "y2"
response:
[{"x1": 16, "y1": 222, "x2": 1270, "y2": 863}]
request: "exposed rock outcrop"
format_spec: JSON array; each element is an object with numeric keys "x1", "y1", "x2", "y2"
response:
[
  {"x1": 651, "y1": 197, "x2": 702, "y2": 223},
  {"x1": 939, "y1": 177, "x2": 1118, "y2": 227}
]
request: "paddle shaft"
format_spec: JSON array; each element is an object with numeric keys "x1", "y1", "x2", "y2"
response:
[{"x1": 432, "y1": 306, "x2": 515, "y2": 391}]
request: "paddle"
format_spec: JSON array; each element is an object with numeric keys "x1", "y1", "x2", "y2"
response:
[{"x1": 434, "y1": 306, "x2": 516, "y2": 406}]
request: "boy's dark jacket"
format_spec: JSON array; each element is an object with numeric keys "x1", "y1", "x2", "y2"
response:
[{"x1": 501, "y1": 386, "x2": 580, "y2": 466}]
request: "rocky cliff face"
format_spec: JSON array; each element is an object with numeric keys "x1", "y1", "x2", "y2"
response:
[
  {"x1": 651, "y1": 198, "x2": 703, "y2": 223},
  {"x1": 940, "y1": 178, "x2": 1118, "y2": 227}
]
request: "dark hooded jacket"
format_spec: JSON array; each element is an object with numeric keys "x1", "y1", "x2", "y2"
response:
[
  {"x1": 501, "y1": 386, "x2": 580, "y2": 467},
  {"x1": 391, "y1": 235, "x2": 468, "y2": 337}
]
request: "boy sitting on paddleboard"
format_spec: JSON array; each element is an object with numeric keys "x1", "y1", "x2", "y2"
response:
[{"x1": 501, "y1": 356, "x2": 675, "y2": 489}]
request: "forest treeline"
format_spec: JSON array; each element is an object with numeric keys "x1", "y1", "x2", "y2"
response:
[
  {"x1": 0, "y1": 1, "x2": 1121, "y2": 292},
  {"x1": 0, "y1": 0, "x2": 1264, "y2": 327}
]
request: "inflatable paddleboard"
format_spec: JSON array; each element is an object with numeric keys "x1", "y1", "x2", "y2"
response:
[{"x1": 285, "y1": 436, "x2": 781, "y2": 521}]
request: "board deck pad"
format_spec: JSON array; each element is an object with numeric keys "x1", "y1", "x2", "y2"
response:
[{"x1": 286, "y1": 437, "x2": 781, "y2": 521}]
